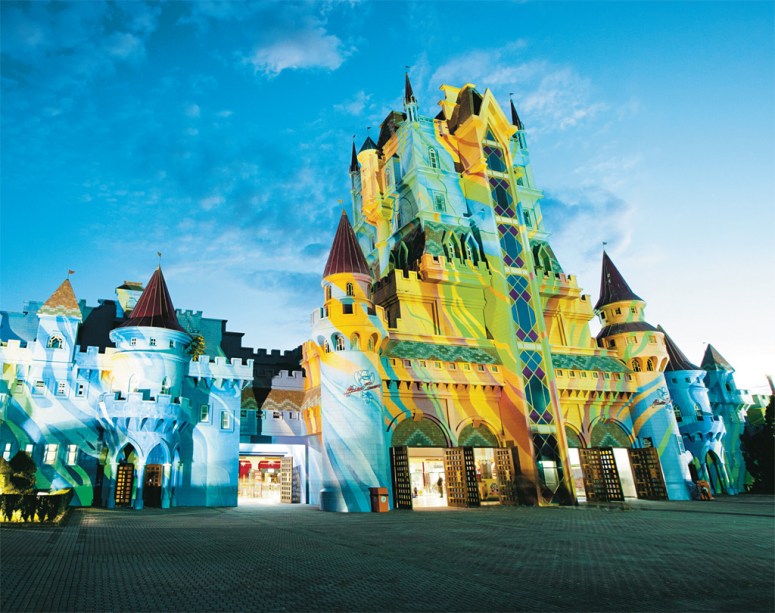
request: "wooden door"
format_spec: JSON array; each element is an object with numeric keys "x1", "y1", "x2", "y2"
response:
[
  {"x1": 444, "y1": 447, "x2": 480, "y2": 508},
  {"x1": 628, "y1": 448, "x2": 668, "y2": 500},
  {"x1": 390, "y1": 446, "x2": 412, "y2": 510},
  {"x1": 115, "y1": 463, "x2": 134, "y2": 506},
  {"x1": 143, "y1": 464, "x2": 163, "y2": 507},
  {"x1": 495, "y1": 447, "x2": 520, "y2": 505},
  {"x1": 579, "y1": 448, "x2": 624, "y2": 502}
]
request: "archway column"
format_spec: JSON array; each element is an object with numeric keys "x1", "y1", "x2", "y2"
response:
[
  {"x1": 105, "y1": 462, "x2": 118, "y2": 509},
  {"x1": 161, "y1": 463, "x2": 172, "y2": 509},
  {"x1": 133, "y1": 462, "x2": 145, "y2": 510}
]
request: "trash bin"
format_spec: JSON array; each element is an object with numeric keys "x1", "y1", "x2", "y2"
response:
[{"x1": 369, "y1": 487, "x2": 389, "y2": 512}]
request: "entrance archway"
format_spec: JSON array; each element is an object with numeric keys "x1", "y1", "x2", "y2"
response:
[
  {"x1": 705, "y1": 451, "x2": 726, "y2": 495},
  {"x1": 458, "y1": 422, "x2": 499, "y2": 502},
  {"x1": 143, "y1": 445, "x2": 166, "y2": 508},
  {"x1": 115, "y1": 444, "x2": 137, "y2": 507}
]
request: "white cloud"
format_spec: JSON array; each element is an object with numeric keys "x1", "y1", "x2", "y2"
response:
[
  {"x1": 333, "y1": 90, "x2": 371, "y2": 115},
  {"x1": 246, "y1": 27, "x2": 348, "y2": 76},
  {"x1": 185, "y1": 104, "x2": 201, "y2": 118}
]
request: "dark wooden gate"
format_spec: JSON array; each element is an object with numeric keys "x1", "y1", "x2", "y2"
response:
[
  {"x1": 579, "y1": 448, "x2": 624, "y2": 502},
  {"x1": 628, "y1": 447, "x2": 668, "y2": 500},
  {"x1": 280, "y1": 456, "x2": 299, "y2": 503},
  {"x1": 495, "y1": 447, "x2": 520, "y2": 505},
  {"x1": 444, "y1": 447, "x2": 480, "y2": 508},
  {"x1": 143, "y1": 464, "x2": 163, "y2": 507},
  {"x1": 390, "y1": 446, "x2": 413, "y2": 510},
  {"x1": 115, "y1": 463, "x2": 134, "y2": 506}
]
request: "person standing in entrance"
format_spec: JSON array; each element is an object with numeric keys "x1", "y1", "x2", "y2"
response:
[{"x1": 437, "y1": 476, "x2": 444, "y2": 497}]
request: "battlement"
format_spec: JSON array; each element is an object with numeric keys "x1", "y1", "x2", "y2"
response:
[
  {"x1": 537, "y1": 268, "x2": 577, "y2": 285},
  {"x1": 271, "y1": 370, "x2": 305, "y2": 391},
  {"x1": 100, "y1": 392, "x2": 191, "y2": 423},
  {"x1": 187, "y1": 355, "x2": 254, "y2": 380},
  {"x1": 178, "y1": 309, "x2": 204, "y2": 318},
  {"x1": 0, "y1": 340, "x2": 31, "y2": 363}
]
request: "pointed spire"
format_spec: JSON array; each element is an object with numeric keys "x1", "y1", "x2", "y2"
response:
[
  {"x1": 118, "y1": 267, "x2": 187, "y2": 333},
  {"x1": 404, "y1": 72, "x2": 416, "y2": 105},
  {"x1": 349, "y1": 141, "x2": 360, "y2": 173},
  {"x1": 594, "y1": 251, "x2": 644, "y2": 310},
  {"x1": 359, "y1": 135, "x2": 378, "y2": 153},
  {"x1": 701, "y1": 344, "x2": 734, "y2": 372},
  {"x1": 323, "y1": 211, "x2": 371, "y2": 277},
  {"x1": 510, "y1": 98, "x2": 524, "y2": 130},
  {"x1": 38, "y1": 278, "x2": 82, "y2": 320},
  {"x1": 659, "y1": 326, "x2": 700, "y2": 371}
]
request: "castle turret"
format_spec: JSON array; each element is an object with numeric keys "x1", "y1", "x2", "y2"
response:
[
  {"x1": 595, "y1": 253, "x2": 692, "y2": 499},
  {"x1": 662, "y1": 329, "x2": 733, "y2": 494},
  {"x1": 33, "y1": 278, "x2": 82, "y2": 364},
  {"x1": 404, "y1": 72, "x2": 418, "y2": 122},
  {"x1": 311, "y1": 211, "x2": 390, "y2": 512},
  {"x1": 108, "y1": 266, "x2": 191, "y2": 400}
]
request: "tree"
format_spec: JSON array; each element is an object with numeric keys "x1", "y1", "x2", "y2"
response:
[
  {"x1": 741, "y1": 394, "x2": 774, "y2": 494},
  {"x1": 8, "y1": 451, "x2": 37, "y2": 494},
  {"x1": 187, "y1": 334, "x2": 206, "y2": 362}
]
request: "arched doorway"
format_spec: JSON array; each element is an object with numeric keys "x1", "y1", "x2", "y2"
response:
[
  {"x1": 458, "y1": 422, "x2": 500, "y2": 502},
  {"x1": 583, "y1": 421, "x2": 636, "y2": 501},
  {"x1": 390, "y1": 415, "x2": 450, "y2": 509},
  {"x1": 143, "y1": 445, "x2": 166, "y2": 508},
  {"x1": 705, "y1": 451, "x2": 726, "y2": 495},
  {"x1": 115, "y1": 444, "x2": 138, "y2": 507}
]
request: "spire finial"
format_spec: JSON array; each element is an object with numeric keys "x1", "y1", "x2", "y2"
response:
[
  {"x1": 157, "y1": 251, "x2": 162, "y2": 267},
  {"x1": 67, "y1": 269, "x2": 75, "y2": 279},
  {"x1": 404, "y1": 69, "x2": 416, "y2": 105}
]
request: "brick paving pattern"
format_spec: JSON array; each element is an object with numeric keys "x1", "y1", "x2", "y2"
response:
[{"x1": 1, "y1": 496, "x2": 773, "y2": 612}]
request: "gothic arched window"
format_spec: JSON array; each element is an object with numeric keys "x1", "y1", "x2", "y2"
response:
[
  {"x1": 350, "y1": 334, "x2": 360, "y2": 351},
  {"x1": 325, "y1": 285, "x2": 332, "y2": 301},
  {"x1": 334, "y1": 335, "x2": 345, "y2": 351},
  {"x1": 47, "y1": 335, "x2": 64, "y2": 349},
  {"x1": 631, "y1": 359, "x2": 642, "y2": 373},
  {"x1": 646, "y1": 358, "x2": 655, "y2": 372},
  {"x1": 346, "y1": 283, "x2": 354, "y2": 297},
  {"x1": 428, "y1": 147, "x2": 439, "y2": 169}
]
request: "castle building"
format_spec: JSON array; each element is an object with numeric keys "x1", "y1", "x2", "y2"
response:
[
  {"x1": 0, "y1": 269, "x2": 253, "y2": 509},
  {"x1": 0, "y1": 78, "x2": 762, "y2": 511}
]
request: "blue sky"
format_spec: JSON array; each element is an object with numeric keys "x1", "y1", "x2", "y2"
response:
[{"x1": 1, "y1": 1, "x2": 773, "y2": 391}]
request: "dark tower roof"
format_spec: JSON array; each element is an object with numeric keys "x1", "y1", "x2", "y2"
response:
[
  {"x1": 404, "y1": 72, "x2": 416, "y2": 104},
  {"x1": 659, "y1": 326, "x2": 700, "y2": 371},
  {"x1": 359, "y1": 136, "x2": 378, "y2": 152},
  {"x1": 38, "y1": 278, "x2": 82, "y2": 319},
  {"x1": 510, "y1": 99, "x2": 525, "y2": 130},
  {"x1": 349, "y1": 141, "x2": 360, "y2": 173},
  {"x1": 118, "y1": 267, "x2": 187, "y2": 333},
  {"x1": 323, "y1": 211, "x2": 371, "y2": 278},
  {"x1": 701, "y1": 344, "x2": 734, "y2": 372},
  {"x1": 594, "y1": 251, "x2": 644, "y2": 310}
]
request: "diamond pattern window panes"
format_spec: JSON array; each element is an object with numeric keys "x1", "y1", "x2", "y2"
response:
[
  {"x1": 490, "y1": 177, "x2": 515, "y2": 217},
  {"x1": 483, "y1": 144, "x2": 507, "y2": 173},
  {"x1": 498, "y1": 224, "x2": 524, "y2": 268},
  {"x1": 508, "y1": 276, "x2": 539, "y2": 341}
]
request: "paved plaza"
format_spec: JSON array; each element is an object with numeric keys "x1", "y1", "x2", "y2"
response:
[{"x1": 2, "y1": 496, "x2": 773, "y2": 612}]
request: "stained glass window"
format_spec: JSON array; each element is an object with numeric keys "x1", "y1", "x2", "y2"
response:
[
  {"x1": 483, "y1": 144, "x2": 507, "y2": 173},
  {"x1": 498, "y1": 223, "x2": 524, "y2": 268},
  {"x1": 490, "y1": 177, "x2": 514, "y2": 217},
  {"x1": 508, "y1": 275, "x2": 539, "y2": 341}
]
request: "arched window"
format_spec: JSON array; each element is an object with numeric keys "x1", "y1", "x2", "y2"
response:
[
  {"x1": 631, "y1": 359, "x2": 642, "y2": 373},
  {"x1": 350, "y1": 334, "x2": 360, "y2": 351},
  {"x1": 428, "y1": 146, "x2": 438, "y2": 169},
  {"x1": 334, "y1": 335, "x2": 345, "y2": 351},
  {"x1": 161, "y1": 377, "x2": 170, "y2": 395},
  {"x1": 323, "y1": 341, "x2": 331, "y2": 353},
  {"x1": 47, "y1": 335, "x2": 64, "y2": 349},
  {"x1": 346, "y1": 283, "x2": 354, "y2": 297},
  {"x1": 444, "y1": 235, "x2": 460, "y2": 260},
  {"x1": 646, "y1": 358, "x2": 655, "y2": 372},
  {"x1": 325, "y1": 285, "x2": 332, "y2": 301},
  {"x1": 368, "y1": 335, "x2": 376, "y2": 351}
]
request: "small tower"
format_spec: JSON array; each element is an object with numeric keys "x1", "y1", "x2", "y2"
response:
[
  {"x1": 312, "y1": 211, "x2": 390, "y2": 512},
  {"x1": 33, "y1": 278, "x2": 82, "y2": 364},
  {"x1": 109, "y1": 266, "x2": 191, "y2": 399},
  {"x1": 595, "y1": 253, "x2": 692, "y2": 500},
  {"x1": 404, "y1": 72, "x2": 418, "y2": 122},
  {"x1": 662, "y1": 328, "x2": 732, "y2": 494}
]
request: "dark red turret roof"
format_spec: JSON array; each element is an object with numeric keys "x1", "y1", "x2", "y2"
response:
[
  {"x1": 510, "y1": 99, "x2": 525, "y2": 130},
  {"x1": 118, "y1": 267, "x2": 187, "y2": 333},
  {"x1": 594, "y1": 251, "x2": 644, "y2": 310},
  {"x1": 659, "y1": 326, "x2": 700, "y2": 372},
  {"x1": 323, "y1": 211, "x2": 371, "y2": 278},
  {"x1": 404, "y1": 72, "x2": 416, "y2": 104},
  {"x1": 701, "y1": 344, "x2": 734, "y2": 372}
]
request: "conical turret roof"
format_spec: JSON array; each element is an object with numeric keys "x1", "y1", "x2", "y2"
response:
[
  {"x1": 323, "y1": 211, "x2": 371, "y2": 278},
  {"x1": 349, "y1": 141, "x2": 360, "y2": 173},
  {"x1": 701, "y1": 344, "x2": 734, "y2": 372},
  {"x1": 659, "y1": 326, "x2": 700, "y2": 371},
  {"x1": 359, "y1": 136, "x2": 378, "y2": 152},
  {"x1": 118, "y1": 267, "x2": 187, "y2": 333},
  {"x1": 38, "y1": 278, "x2": 82, "y2": 320},
  {"x1": 510, "y1": 99, "x2": 525, "y2": 130},
  {"x1": 594, "y1": 251, "x2": 644, "y2": 310},
  {"x1": 404, "y1": 72, "x2": 416, "y2": 104}
]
